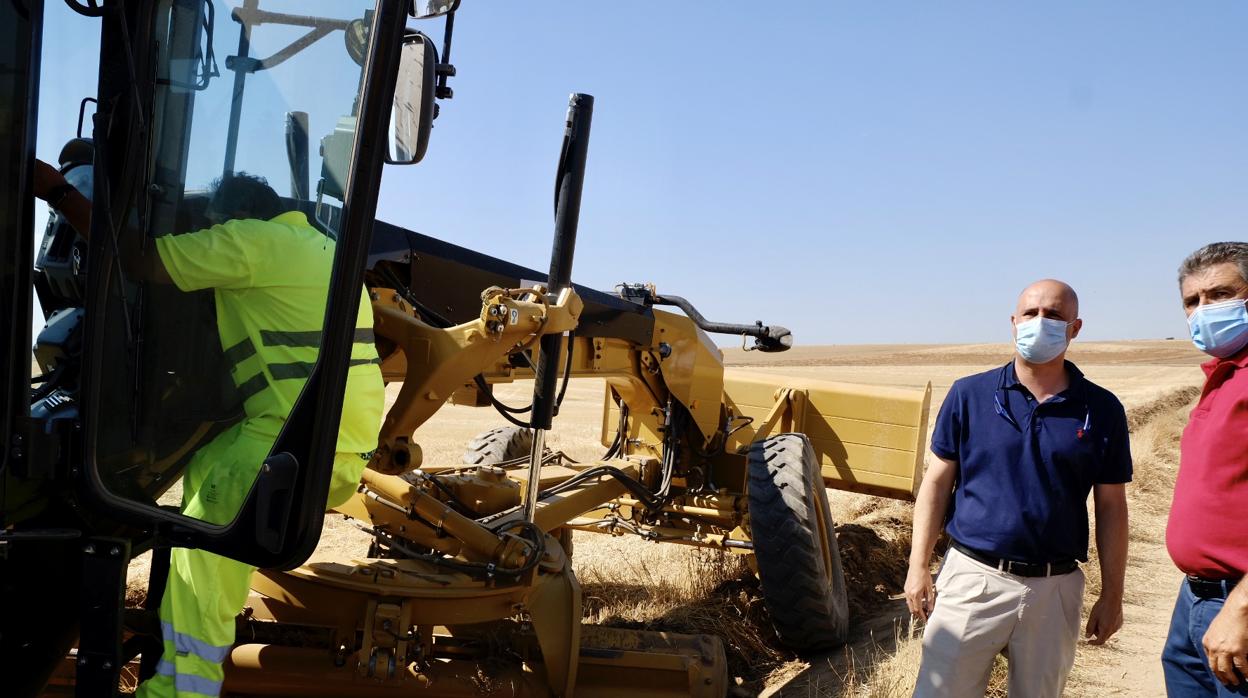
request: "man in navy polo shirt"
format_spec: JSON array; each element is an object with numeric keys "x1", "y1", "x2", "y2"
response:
[{"x1": 906, "y1": 279, "x2": 1131, "y2": 697}]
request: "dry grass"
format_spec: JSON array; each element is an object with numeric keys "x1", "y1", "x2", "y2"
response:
[
  {"x1": 1124, "y1": 387, "x2": 1198, "y2": 519},
  {"x1": 821, "y1": 632, "x2": 1010, "y2": 698},
  {"x1": 573, "y1": 501, "x2": 924, "y2": 694},
  {"x1": 578, "y1": 545, "x2": 783, "y2": 690}
]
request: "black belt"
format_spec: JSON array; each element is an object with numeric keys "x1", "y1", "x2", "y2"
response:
[
  {"x1": 1187, "y1": 575, "x2": 1243, "y2": 600},
  {"x1": 951, "y1": 541, "x2": 1079, "y2": 578}
]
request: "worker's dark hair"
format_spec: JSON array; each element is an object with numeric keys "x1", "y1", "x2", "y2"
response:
[{"x1": 207, "y1": 172, "x2": 282, "y2": 221}]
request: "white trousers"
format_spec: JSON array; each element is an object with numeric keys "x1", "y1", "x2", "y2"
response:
[{"x1": 913, "y1": 547, "x2": 1085, "y2": 698}]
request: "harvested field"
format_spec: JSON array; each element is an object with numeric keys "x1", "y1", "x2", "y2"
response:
[{"x1": 118, "y1": 339, "x2": 1206, "y2": 696}]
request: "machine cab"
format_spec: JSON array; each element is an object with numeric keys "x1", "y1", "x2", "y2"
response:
[{"x1": 13, "y1": 0, "x2": 451, "y2": 567}]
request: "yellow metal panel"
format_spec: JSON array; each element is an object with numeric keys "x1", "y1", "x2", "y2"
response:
[
  {"x1": 801, "y1": 414, "x2": 920, "y2": 454},
  {"x1": 652, "y1": 309, "x2": 724, "y2": 444},
  {"x1": 724, "y1": 369, "x2": 931, "y2": 500}
]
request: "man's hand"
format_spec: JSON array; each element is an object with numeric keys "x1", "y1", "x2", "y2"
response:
[
  {"x1": 33, "y1": 159, "x2": 67, "y2": 200},
  {"x1": 904, "y1": 564, "x2": 936, "y2": 621},
  {"x1": 1203, "y1": 597, "x2": 1248, "y2": 686},
  {"x1": 1084, "y1": 594, "x2": 1123, "y2": 645}
]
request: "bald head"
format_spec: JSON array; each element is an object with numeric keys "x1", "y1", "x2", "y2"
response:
[
  {"x1": 1015, "y1": 279, "x2": 1080, "y2": 321},
  {"x1": 1010, "y1": 279, "x2": 1083, "y2": 364}
]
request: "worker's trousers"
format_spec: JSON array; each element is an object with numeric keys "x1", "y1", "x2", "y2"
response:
[
  {"x1": 135, "y1": 421, "x2": 367, "y2": 698},
  {"x1": 912, "y1": 547, "x2": 1085, "y2": 698}
]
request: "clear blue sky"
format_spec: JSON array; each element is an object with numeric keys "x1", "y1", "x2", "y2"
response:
[{"x1": 36, "y1": 2, "x2": 1247, "y2": 345}]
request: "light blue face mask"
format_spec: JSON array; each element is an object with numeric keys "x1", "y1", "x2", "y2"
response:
[
  {"x1": 1188, "y1": 298, "x2": 1248, "y2": 359},
  {"x1": 1014, "y1": 317, "x2": 1072, "y2": 364}
]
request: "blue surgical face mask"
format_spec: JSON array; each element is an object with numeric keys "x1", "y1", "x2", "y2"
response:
[
  {"x1": 1188, "y1": 298, "x2": 1248, "y2": 359},
  {"x1": 1014, "y1": 317, "x2": 1072, "y2": 364}
]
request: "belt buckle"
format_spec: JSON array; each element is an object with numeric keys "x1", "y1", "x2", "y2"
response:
[
  {"x1": 1000, "y1": 559, "x2": 1052, "y2": 577},
  {"x1": 1188, "y1": 576, "x2": 1222, "y2": 598}
]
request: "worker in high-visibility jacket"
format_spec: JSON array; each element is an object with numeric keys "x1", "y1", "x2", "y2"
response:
[{"x1": 35, "y1": 161, "x2": 384, "y2": 698}]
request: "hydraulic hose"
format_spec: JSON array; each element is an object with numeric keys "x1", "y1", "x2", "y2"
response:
[{"x1": 651, "y1": 294, "x2": 792, "y2": 352}]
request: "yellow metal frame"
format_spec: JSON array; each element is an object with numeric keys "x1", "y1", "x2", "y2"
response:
[
  {"x1": 231, "y1": 284, "x2": 930, "y2": 697},
  {"x1": 368, "y1": 285, "x2": 582, "y2": 474}
]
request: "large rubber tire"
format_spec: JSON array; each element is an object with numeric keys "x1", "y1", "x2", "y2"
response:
[
  {"x1": 462, "y1": 426, "x2": 533, "y2": 465},
  {"x1": 747, "y1": 433, "x2": 849, "y2": 651},
  {"x1": 461, "y1": 426, "x2": 574, "y2": 558}
]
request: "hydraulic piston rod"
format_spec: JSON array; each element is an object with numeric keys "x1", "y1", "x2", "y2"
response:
[{"x1": 524, "y1": 93, "x2": 594, "y2": 523}]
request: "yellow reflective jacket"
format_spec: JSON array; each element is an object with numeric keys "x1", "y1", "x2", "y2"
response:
[{"x1": 154, "y1": 210, "x2": 383, "y2": 454}]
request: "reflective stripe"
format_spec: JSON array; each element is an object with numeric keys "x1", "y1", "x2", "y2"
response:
[
  {"x1": 236, "y1": 372, "x2": 268, "y2": 402},
  {"x1": 155, "y1": 645, "x2": 224, "y2": 695},
  {"x1": 268, "y1": 362, "x2": 315, "y2": 380},
  {"x1": 161, "y1": 621, "x2": 231, "y2": 664},
  {"x1": 174, "y1": 672, "x2": 223, "y2": 697},
  {"x1": 259, "y1": 328, "x2": 375, "y2": 347},
  {"x1": 222, "y1": 337, "x2": 256, "y2": 366},
  {"x1": 260, "y1": 330, "x2": 321, "y2": 348},
  {"x1": 264, "y1": 356, "x2": 377, "y2": 382}
]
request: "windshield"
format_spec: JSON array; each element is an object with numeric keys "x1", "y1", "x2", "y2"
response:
[
  {"x1": 152, "y1": 0, "x2": 378, "y2": 232},
  {"x1": 94, "y1": 0, "x2": 381, "y2": 518}
]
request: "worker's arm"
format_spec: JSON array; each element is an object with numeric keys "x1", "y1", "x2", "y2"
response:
[
  {"x1": 1203, "y1": 580, "x2": 1248, "y2": 687},
  {"x1": 33, "y1": 159, "x2": 173, "y2": 284},
  {"x1": 1085, "y1": 482, "x2": 1127, "y2": 645},
  {"x1": 34, "y1": 159, "x2": 91, "y2": 237},
  {"x1": 904, "y1": 455, "x2": 957, "y2": 621}
]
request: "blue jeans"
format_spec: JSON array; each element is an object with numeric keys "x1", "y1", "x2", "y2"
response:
[{"x1": 1163, "y1": 579, "x2": 1248, "y2": 696}]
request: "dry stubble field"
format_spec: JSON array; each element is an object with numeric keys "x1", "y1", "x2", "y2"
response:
[{"x1": 123, "y1": 339, "x2": 1207, "y2": 696}]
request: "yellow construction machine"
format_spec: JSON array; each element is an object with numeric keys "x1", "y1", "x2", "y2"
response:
[
  {"x1": 230, "y1": 203, "x2": 935, "y2": 695},
  {"x1": 5, "y1": 1, "x2": 930, "y2": 695}
]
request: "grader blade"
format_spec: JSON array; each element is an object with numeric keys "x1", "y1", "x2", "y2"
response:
[
  {"x1": 222, "y1": 628, "x2": 727, "y2": 697},
  {"x1": 722, "y1": 369, "x2": 932, "y2": 500}
]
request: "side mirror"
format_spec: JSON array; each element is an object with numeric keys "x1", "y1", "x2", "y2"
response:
[
  {"x1": 387, "y1": 32, "x2": 437, "y2": 165},
  {"x1": 409, "y1": 0, "x2": 459, "y2": 20}
]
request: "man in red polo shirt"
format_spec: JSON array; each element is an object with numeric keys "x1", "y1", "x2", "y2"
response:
[{"x1": 1164, "y1": 242, "x2": 1248, "y2": 696}]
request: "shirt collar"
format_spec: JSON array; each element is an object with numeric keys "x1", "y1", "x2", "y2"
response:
[
  {"x1": 1200, "y1": 345, "x2": 1248, "y2": 377},
  {"x1": 1000, "y1": 359, "x2": 1088, "y2": 402}
]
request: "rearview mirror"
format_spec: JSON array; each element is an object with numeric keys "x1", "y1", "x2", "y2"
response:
[{"x1": 387, "y1": 32, "x2": 437, "y2": 165}]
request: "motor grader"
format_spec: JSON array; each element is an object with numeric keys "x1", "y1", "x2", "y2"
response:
[{"x1": 4, "y1": 1, "x2": 931, "y2": 695}]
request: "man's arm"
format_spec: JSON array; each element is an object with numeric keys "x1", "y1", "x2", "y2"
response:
[
  {"x1": 905, "y1": 455, "x2": 957, "y2": 621},
  {"x1": 33, "y1": 159, "x2": 173, "y2": 284},
  {"x1": 1203, "y1": 581, "x2": 1248, "y2": 686},
  {"x1": 1085, "y1": 482, "x2": 1127, "y2": 645}
]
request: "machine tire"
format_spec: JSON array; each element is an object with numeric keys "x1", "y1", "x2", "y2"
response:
[
  {"x1": 462, "y1": 426, "x2": 574, "y2": 557},
  {"x1": 747, "y1": 433, "x2": 849, "y2": 651},
  {"x1": 462, "y1": 426, "x2": 533, "y2": 466}
]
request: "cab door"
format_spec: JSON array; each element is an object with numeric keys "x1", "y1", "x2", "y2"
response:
[{"x1": 75, "y1": 0, "x2": 414, "y2": 569}]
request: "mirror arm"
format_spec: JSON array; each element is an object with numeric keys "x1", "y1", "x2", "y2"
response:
[
  {"x1": 225, "y1": 24, "x2": 337, "y2": 74},
  {"x1": 232, "y1": 7, "x2": 352, "y2": 32},
  {"x1": 435, "y1": 11, "x2": 455, "y2": 99}
]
